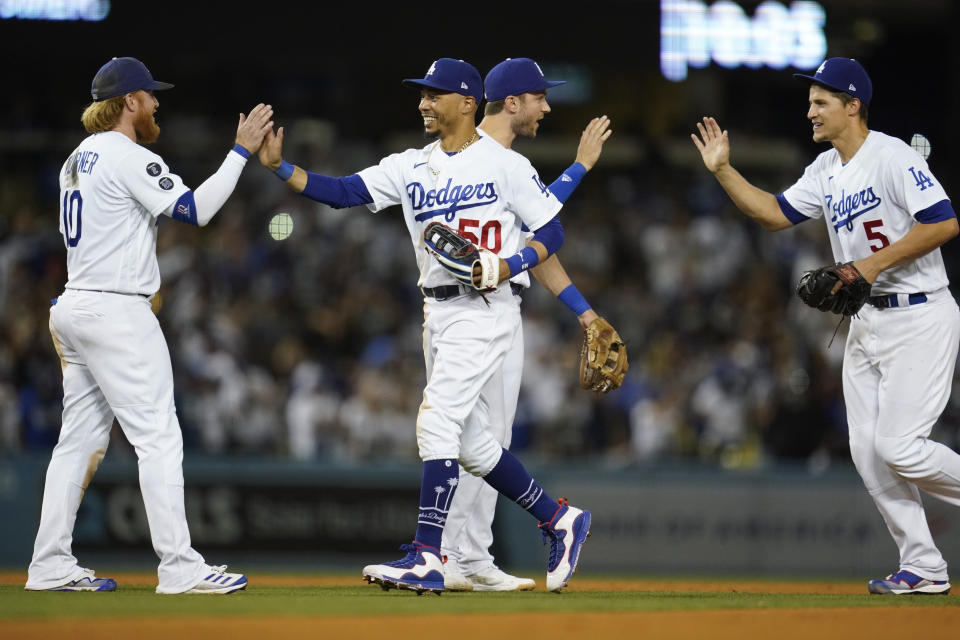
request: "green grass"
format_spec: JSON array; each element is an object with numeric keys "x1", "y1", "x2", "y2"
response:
[{"x1": 2, "y1": 585, "x2": 958, "y2": 619}]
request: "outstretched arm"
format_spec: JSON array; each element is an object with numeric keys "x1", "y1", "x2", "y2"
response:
[
  {"x1": 258, "y1": 125, "x2": 373, "y2": 208},
  {"x1": 691, "y1": 117, "x2": 792, "y2": 232},
  {"x1": 166, "y1": 103, "x2": 274, "y2": 227},
  {"x1": 530, "y1": 256, "x2": 598, "y2": 329},
  {"x1": 548, "y1": 116, "x2": 611, "y2": 203}
]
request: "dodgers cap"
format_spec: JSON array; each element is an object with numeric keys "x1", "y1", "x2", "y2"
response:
[
  {"x1": 91, "y1": 57, "x2": 174, "y2": 102},
  {"x1": 484, "y1": 57, "x2": 565, "y2": 102},
  {"x1": 402, "y1": 58, "x2": 483, "y2": 103},
  {"x1": 793, "y1": 57, "x2": 872, "y2": 106}
]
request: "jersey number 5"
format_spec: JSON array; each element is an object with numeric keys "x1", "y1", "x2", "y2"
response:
[
  {"x1": 62, "y1": 190, "x2": 82, "y2": 247},
  {"x1": 863, "y1": 219, "x2": 890, "y2": 253}
]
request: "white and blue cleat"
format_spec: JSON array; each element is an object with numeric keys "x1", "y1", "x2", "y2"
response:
[
  {"x1": 363, "y1": 541, "x2": 445, "y2": 595},
  {"x1": 868, "y1": 570, "x2": 950, "y2": 595},
  {"x1": 183, "y1": 565, "x2": 248, "y2": 594},
  {"x1": 44, "y1": 568, "x2": 117, "y2": 592},
  {"x1": 540, "y1": 497, "x2": 591, "y2": 593}
]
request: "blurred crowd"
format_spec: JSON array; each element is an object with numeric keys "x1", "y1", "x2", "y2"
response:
[{"x1": 3, "y1": 116, "x2": 960, "y2": 471}]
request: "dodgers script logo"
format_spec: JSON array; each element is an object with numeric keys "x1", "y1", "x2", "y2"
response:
[
  {"x1": 408, "y1": 179, "x2": 498, "y2": 222},
  {"x1": 828, "y1": 185, "x2": 882, "y2": 232}
]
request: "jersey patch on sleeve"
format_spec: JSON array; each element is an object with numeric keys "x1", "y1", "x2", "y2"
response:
[
  {"x1": 158, "y1": 177, "x2": 174, "y2": 190},
  {"x1": 146, "y1": 162, "x2": 162, "y2": 177}
]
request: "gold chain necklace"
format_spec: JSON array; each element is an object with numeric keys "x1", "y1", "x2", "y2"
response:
[{"x1": 426, "y1": 131, "x2": 478, "y2": 176}]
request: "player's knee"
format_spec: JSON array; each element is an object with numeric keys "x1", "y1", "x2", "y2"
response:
[
  {"x1": 459, "y1": 438, "x2": 501, "y2": 477},
  {"x1": 875, "y1": 435, "x2": 926, "y2": 475},
  {"x1": 416, "y1": 411, "x2": 463, "y2": 458}
]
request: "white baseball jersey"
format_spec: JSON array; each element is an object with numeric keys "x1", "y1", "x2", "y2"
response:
[
  {"x1": 780, "y1": 130, "x2": 952, "y2": 294},
  {"x1": 357, "y1": 131, "x2": 561, "y2": 288},
  {"x1": 58, "y1": 131, "x2": 189, "y2": 295}
]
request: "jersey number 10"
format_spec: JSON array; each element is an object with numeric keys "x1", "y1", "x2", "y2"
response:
[{"x1": 62, "y1": 190, "x2": 82, "y2": 247}]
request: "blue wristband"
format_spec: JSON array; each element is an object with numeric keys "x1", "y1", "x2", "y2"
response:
[
  {"x1": 274, "y1": 160, "x2": 294, "y2": 181},
  {"x1": 505, "y1": 246, "x2": 541, "y2": 278},
  {"x1": 231, "y1": 143, "x2": 251, "y2": 159},
  {"x1": 558, "y1": 284, "x2": 591, "y2": 316}
]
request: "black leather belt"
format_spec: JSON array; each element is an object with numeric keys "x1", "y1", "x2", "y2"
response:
[
  {"x1": 867, "y1": 292, "x2": 927, "y2": 309},
  {"x1": 421, "y1": 282, "x2": 523, "y2": 300}
]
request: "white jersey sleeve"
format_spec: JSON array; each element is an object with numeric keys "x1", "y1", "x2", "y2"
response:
[
  {"x1": 119, "y1": 146, "x2": 189, "y2": 217},
  {"x1": 780, "y1": 152, "x2": 831, "y2": 220},
  {"x1": 356, "y1": 149, "x2": 418, "y2": 213},
  {"x1": 501, "y1": 151, "x2": 561, "y2": 232},
  {"x1": 882, "y1": 142, "x2": 950, "y2": 217}
]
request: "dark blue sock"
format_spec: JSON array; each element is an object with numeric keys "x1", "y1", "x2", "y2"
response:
[
  {"x1": 483, "y1": 448, "x2": 557, "y2": 523},
  {"x1": 415, "y1": 458, "x2": 459, "y2": 549}
]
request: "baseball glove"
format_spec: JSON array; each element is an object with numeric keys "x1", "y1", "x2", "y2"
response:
[
  {"x1": 579, "y1": 317, "x2": 628, "y2": 393},
  {"x1": 796, "y1": 262, "x2": 871, "y2": 316},
  {"x1": 423, "y1": 222, "x2": 500, "y2": 290}
]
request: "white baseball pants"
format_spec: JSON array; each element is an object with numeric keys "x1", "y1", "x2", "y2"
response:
[
  {"x1": 418, "y1": 286, "x2": 523, "y2": 575},
  {"x1": 844, "y1": 288, "x2": 960, "y2": 580},
  {"x1": 26, "y1": 289, "x2": 207, "y2": 593},
  {"x1": 440, "y1": 301, "x2": 524, "y2": 575}
]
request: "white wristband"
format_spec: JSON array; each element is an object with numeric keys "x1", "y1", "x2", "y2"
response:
[{"x1": 474, "y1": 251, "x2": 500, "y2": 290}]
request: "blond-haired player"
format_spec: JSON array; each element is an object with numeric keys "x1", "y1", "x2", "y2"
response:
[{"x1": 26, "y1": 57, "x2": 272, "y2": 594}]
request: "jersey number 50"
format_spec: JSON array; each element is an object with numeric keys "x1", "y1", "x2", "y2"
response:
[
  {"x1": 62, "y1": 190, "x2": 82, "y2": 247},
  {"x1": 457, "y1": 218, "x2": 502, "y2": 253}
]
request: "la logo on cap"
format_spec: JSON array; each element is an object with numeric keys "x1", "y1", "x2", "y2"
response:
[
  {"x1": 427, "y1": 61, "x2": 437, "y2": 76},
  {"x1": 816, "y1": 61, "x2": 826, "y2": 73}
]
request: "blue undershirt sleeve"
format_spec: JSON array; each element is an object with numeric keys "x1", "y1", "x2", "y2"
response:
[
  {"x1": 776, "y1": 194, "x2": 812, "y2": 225},
  {"x1": 301, "y1": 172, "x2": 373, "y2": 208},
  {"x1": 547, "y1": 162, "x2": 587, "y2": 204},
  {"x1": 530, "y1": 215, "x2": 564, "y2": 255},
  {"x1": 170, "y1": 190, "x2": 198, "y2": 226},
  {"x1": 505, "y1": 216, "x2": 565, "y2": 278},
  {"x1": 915, "y1": 199, "x2": 956, "y2": 223}
]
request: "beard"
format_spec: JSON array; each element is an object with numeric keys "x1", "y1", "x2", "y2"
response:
[
  {"x1": 511, "y1": 112, "x2": 539, "y2": 139},
  {"x1": 134, "y1": 108, "x2": 161, "y2": 144}
]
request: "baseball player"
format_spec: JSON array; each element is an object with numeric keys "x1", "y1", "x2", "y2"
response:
[
  {"x1": 692, "y1": 57, "x2": 960, "y2": 595},
  {"x1": 441, "y1": 57, "x2": 614, "y2": 592},
  {"x1": 25, "y1": 57, "x2": 271, "y2": 594},
  {"x1": 258, "y1": 58, "x2": 591, "y2": 593}
]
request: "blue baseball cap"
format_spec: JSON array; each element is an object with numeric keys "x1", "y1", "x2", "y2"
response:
[
  {"x1": 91, "y1": 57, "x2": 174, "y2": 102},
  {"x1": 793, "y1": 57, "x2": 872, "y2": 106},
  {"x1": 402, "y1": 58, "x2": 483, "y2": 103},
  {"x1": 484, "y1": 57, "x2": 565, "y2": 101}
]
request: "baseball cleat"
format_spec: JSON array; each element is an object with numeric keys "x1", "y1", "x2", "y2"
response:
[
  {"x1": 539, "y1": 497, "x2": 591, "y2": 593},
  {"x1": 183, "y1": 565, "x2": 247, "y2": 594},
  {"x1": 868, "y1": 570, "x2": 951, "y2": 595},
  {"x1": 362, "y1": 541, "x2": 445, "y2": 595},
  {"x1": 442, "y1": 565, "x2": 474, "y2": 592},
  {"x1": 43, "y1": 568, "x2": 117, "y2": 592},
  {"x1": 465, "y1": 566, "x2": 536, "y2": 592}
]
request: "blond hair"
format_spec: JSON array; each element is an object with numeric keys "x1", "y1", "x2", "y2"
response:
[{"x1": 81, "y1": 96, "x2": 125, "y2": 133}]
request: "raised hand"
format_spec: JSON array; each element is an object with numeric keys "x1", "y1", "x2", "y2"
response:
[
  {"x1": 235, "y1": 103, "x2": 274, "y2": 154},
  {"x1": 574, "y1": 115, "x2": 612, "y2": 171},
  {"x1": 691, "y1": 116, "x2": 730, "y2": 174},
  {"x1": 258, "y1": 126, "x2": 284, "y2": 171}
]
